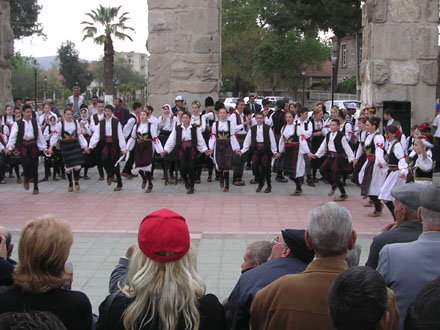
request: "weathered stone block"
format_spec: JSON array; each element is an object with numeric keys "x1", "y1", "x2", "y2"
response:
[
  {"x1": 389, "y1": 60, "x2": 419, "y2": 85},
  {"x1": 407, "y1": 83, "x2": 436, "y2": 123},
  {"x1": 372, "y1": 60, "x2": 389, "y2": 85},
  {"x1": 147, "y1": 34, "x2": 192, "y2": 54},
  {"x1": 197, "y1": 64, "x2": 219, "y2": 81},
  {"x1": 372, "y1": 0, "x2": 388, "y2": 23},
  {"x1": 149, "y1": 11, "x2": 175, "y2": 32},
  {"x1": 415, "y1": 26, "x2": 438, "y2": 60},
  {"x1": 180, "y1": 54, "x2": 219, "y2": 64},
  {"x1": 193, "y1": 36, "x2": 220, "y2": 53},
  {"x1": 170, "y1": 61, "x2": 195, "y2": 79},
  {"x1": 421, "y1": 0, "x2": 440, "y2": 23},
  {"x1": 148, "y1": 55, "x2": 171, "y2": 94},
  {"x1": 389, "y1": 0, "x2": 421, "y2": 22},
  {"x1": 420, "y1": 61, "x2": 438, "y2": 86},
  {"x1": 148, "y1": 0, "x2": 189, "y2": 10},
  {"x1": 170, "y1": 81, "x2": 217, "y2": 93},
  {"x1": 371, "y1": 23, "x2": 414, "y2": 60},
  {"x1": 373, "y1": 84, "x2": 408, "y2": 103},
  {"x1": 176, "y1": 9, "x2": 219, "y2": 34}
]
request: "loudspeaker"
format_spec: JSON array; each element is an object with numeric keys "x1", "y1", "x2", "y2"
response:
[{"x1": 383, "y1": 101, "x2": 411, "y2": 136}]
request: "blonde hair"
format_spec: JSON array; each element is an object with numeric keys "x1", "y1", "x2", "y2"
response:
[
  {"x1": 14, "y1": 215, "x2": 73, "y2": 294},
  {"x1": 122, "y1": 247, "x2": 205, "y2": 330}
]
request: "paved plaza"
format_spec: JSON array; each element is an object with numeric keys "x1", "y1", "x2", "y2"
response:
[{"x1": 1, "y1": 163, "x2": 434, "y2": 313}]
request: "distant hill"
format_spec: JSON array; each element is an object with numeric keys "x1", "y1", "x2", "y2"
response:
[{"x1": 35, "y1": 56, "x2": 88, "y2": 71}]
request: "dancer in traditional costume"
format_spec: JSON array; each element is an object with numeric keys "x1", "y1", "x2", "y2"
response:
[
  {"x1": 378, "y1": 125, "x2": 408, "y2": 219},
  {"x1": 352, "y1": 116, "x2": 368, "y2": 185},
  {"x1": 278, "y1": 111, "x2": 311, "y2": 196},
  {"x1": 239, "y1": 113, "x2": 280, "y2": 193},
  {"x1": 157, "y1": 104, "x2": 179, "y2": 184},
  {"x1": 42, "y1": 115, "x2": 61, "y2": 182},
  {"x1": 7, "y1": 107, "x2": 22, "y2": 183},
  {"x1": 49, "y1": 108, "x2": 88, "y2": 192},
  {"x1": 201, "y1": 97, "x2": 216, "y2": 182},
  {"x1": 5, "y1": 104, "x2": 48, "y2": 195},
  {"x1": 309, "y1": 107, "x2": 327, "y2": 183},
  {"x1": 161, "y1": 112, "x2": 211, "y2": 194},
  {"x1": 121, "y1": 102, "x2": 141, "y2": 179},
  {"x1": 209, "y1": 106, "x2": 239, "y2": 192},
  {"x1": 310, "y1": 118, "x2": 355, "y2": 201},
  {"x1": 0, "y1": 121, "x2": 9, "y2": 184},
  {"x1": 190, "y1": 100, "x2": 205, "y2": 184},
  {"x1": 78, "y1": 106, "x2": 93, "y2": 180},
  {"x1": 358, "y1": 117, "x2": 387, "y2": 217},
  {"x1": 89, "y1": 105, "x2": 127, "y2": 191},
  {"x1": 405, "y1": 134, "x2": 434, "y2": 186},
  {"x1": 126, "y1": 108, "x2": 163, "y2": 193},
  {"x1": 90, "y1": 100, "x2": 105, "y2": 181}
]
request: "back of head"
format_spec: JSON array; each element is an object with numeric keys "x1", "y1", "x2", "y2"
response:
[
  {"x1": 420, "y1": 184, "x2": 440, "y2": 228},
  {"x1": 329, "y1": 266, "x2": 388, "y2": 330},
  {"x1": 0, "y1": 311, "x2": 67, "y2": 330},
  {"x1": 345, "y1": 244, "x2": 362, "y2": 267},
  {"x1": 14, "y1": 215, "x2": 73, "y2": 294},
  {"x1": 123, "y1": 209, "x2": 205, "y2": 330},
  {"x1": 404, "y1": 278, "x2": 440, "y2": 330},
  {"x1": 307, "y1": 202, "x2": 352, "y2": 257},
  {"x1": 247, "y1": 241, "x2": 273, "y2": 265},
  {"x1": 276, "y1": 100, "x2": 285, "y2": 110}
]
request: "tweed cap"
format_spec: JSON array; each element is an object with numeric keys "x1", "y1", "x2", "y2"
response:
[
  {"x1": 391, "y1": 183, "x2": 425, "y2": 210},
  {"x1": 420, "y1": 184, "x2": 440, "y2": 212}
]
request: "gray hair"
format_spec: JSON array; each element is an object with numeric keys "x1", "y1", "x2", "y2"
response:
[
  {"x1": 247, "y1": 241, "x2": 273, "y2": 265},
  {"x1": 308, "y1": 202, "x2": 353, "y2": 257},
  {"x1": 345, "y1": 244, "x2": 362, "y2": 267},
  {"x1": 421, "y1": 206, "x2": 440, "y2": 226}
]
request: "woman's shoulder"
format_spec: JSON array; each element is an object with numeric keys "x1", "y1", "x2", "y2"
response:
[{"x1": 198, "y1": 294, "x2": 226, "y2": 330}]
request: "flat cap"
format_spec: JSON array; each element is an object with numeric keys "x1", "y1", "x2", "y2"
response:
[
  {"x1": 420, "y1": 184, "x2": 440, "y2": 212},
  {"x1": 281, "y1": 229, "x2": 315, "y2": 264},
  {"x1": 391, "y1": 183, "x2": 425, "y2": 210}
]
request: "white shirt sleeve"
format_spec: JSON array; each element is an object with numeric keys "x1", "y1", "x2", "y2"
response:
[
  {"x1": 196, "y1": 127, "x2": 208, "y2": 153},
  {"x1": 126, "y1": 125, "x2": 137, "y2": 152},
  {"x1": 88, "y1": 125, "x2": 101, "y2": 149},
  {"x1": 342, "y1": 136, "x2": 355, "y2": 162},
  {"x1": 123, "y1": 117, "x2": 136, "y2": 139},
  {"x1": 208, "y1": 122, "x2": 216, "y2": 150},
  {"x1": 374, "y1": 135, "x2": 385, "y2": 166},
  {"x1": 240, "y1": 130, "x2": 252, "y2": 154},
  {"x1": 151, "y1": 124, "x2": 163, "y2": 154},
  {"x1": 49, "y1": 123, "x2": 62, "y2": 147},
  {"x1": 116, "y1": 122, "x2": 127, "y2": 151},
  {"x1": 76, "y1": 122, "x2": 88, "y2": 149},
  {"x1": 315, "y1": 137, "x2": 328, "y2": 159},
  {"x1": 164, "y1": 129, "x2": 177, "y2": 154},
  {"x1": 269, "y1": 128, "x2": 278, "y2": 154}
]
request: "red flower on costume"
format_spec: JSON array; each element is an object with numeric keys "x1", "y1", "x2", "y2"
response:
[
  {"x1": 420, "y1": 124, "x2": 427, "y2": 131},
  {"x1": 395, "y1": 130, "x2": 402, "y2": 137}
]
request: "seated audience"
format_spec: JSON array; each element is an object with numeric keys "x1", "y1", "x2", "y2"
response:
[
  {"x1": 404, "y1": 277, "x2": 440, "y2": 330},
  {"x1": 0, "y1": 215, "x2": 93, "y2": 330},
  {"x1": 109, "y1": 245, "x2": 135, "y2": 294},
  {"x1": 0, "y1": 311, "x2": 67, "y2": 330},
  {"x1": 0, "y1": 226, "x2": 15, "y2": 286},
  {"x1": 250, "y1": 202, "x2": 400, "y2": 330},
  {"x1": 366, "y1": 184, "x2": 424, "y2": 269},
  {"x1": 377, "y1": 184, "x2": 440, "y2": 328},
  {"x1": 97, "y1": 209, "x2": 226, "y2": 330},
  {"x1": 227, "y1": 229, "x2": 314, "y2": 330},
  {"x1": 345, "y1": 244, "x2": 362, "y2": 267},
  {"x1": 240, "y1": 240, "x2": 273, "y2": 273},
  {"x1": 329, "y1": 266, "x2": 397, "y2": 330}
]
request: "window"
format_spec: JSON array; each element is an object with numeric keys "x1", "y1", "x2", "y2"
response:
[
  {"x1": 341, "y1": 44, "x2": 347, "y2": 67},
  {"x1": 359, "y1": 44, "x2": 363, "y2": 63}
]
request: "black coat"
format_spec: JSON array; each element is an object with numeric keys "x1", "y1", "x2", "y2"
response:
[{"x1": 246, "y1": 102, "x2": 261, "y2": 114}]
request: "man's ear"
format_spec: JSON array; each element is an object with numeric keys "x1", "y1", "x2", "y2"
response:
[
  {"x1": 418, "y1": 207, "x2": 422, "y2": 222},
  {"x1": 305, "y1": 231, "x2": 314, "y2": 251},
  {"x1": 379, "y1": 311, "x2": 389, "y2": 330},
  {"x1": 8, "y1": 243, "x2": 14, "y2": 258},
  {"x1": 347, "y1": 230, "x2": 357, "y2": 251}
]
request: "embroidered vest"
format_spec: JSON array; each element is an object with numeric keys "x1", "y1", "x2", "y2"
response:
[
  {"x1": 325, "y1": 131, "x2": 345, "y2": 154},
  {"x1": 175, "y1": 125, "x2": 198, "y2": 149},
  {"x1": 250, "y1": 124, "x2": 271, "y2": 151},
  {"x1": 99, "y1": 118, "x2": 119, "y2": 145},
  {"x1": 16, "y1": 119, "x2": 38, "y2": 146}
]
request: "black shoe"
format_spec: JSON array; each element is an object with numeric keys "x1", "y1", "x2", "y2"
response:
[
  {"x1": 250, "y1": 178, "x2": 258, "y2": 184},
  {"x1": 187, "y1": 188, "x2": 194, "y2": 194},
  {"x1": 184, "y1": 182, "x2": 190, "y2": 190},
  {"x1": 245, "y1": 165, "x2": 252, "y2": 171},
  {"x1": 264, "y1": 186, "x2": 272, "y2": 193},
  {"x1": 256, "y1": 184, "x2": 264, "y2": 192},
  {"x1": 307, "y1": 178, "x2": 315, "y2": 187},
  {"x1": 275, "y1": 176, "x2": 288, "y2": 183}
]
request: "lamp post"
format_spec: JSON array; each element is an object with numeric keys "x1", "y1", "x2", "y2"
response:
[
  {"x1": 32, "y1": 59, "x2": 38, "y2": 109},
  {"x1": 43, "y1": 77, "x2": 48, "y2": 101},
  {"x1": 301, "y1": 69, "x2": 307, "y2": 106},
  {"x1": 331, "y1": 48, "x2": 337, "y2": 107}
]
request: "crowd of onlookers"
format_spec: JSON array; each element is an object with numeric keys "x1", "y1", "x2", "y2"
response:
[{"x1": 0, "y1": 182, "x2": 439, "y2": 330}]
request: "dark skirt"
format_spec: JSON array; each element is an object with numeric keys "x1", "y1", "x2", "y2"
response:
[
  {"x1": 320, "y1": 152, "x2": 345, "y2": 178},
  {"x1": 360, "y1": 160, "x2": 374, "y2": 196},
  {"x1": 252, "y1": 144, "x2": 271, "y2": 167},
  {"x1": 134, "y1": 141, "x2": 153, "y2": 168},
  {"x1": 45, "y1": 147, "x2": 61, "y2": 167},
  {"x1": 20, "y1": 141, "x2": 38, "y2": 161},
  {"x1": 60, "y1": 140, "x2": 85, "y2": 168},
  {"x1": 159, "y1": 131, "x2": 179, "y2": 161},
  {"x1": 282, "y1": 144, "x2": 299, "y2": 176},
  {"x1": 9, "y1": 148, "x2": 21, "y2": 165},
  {"x1": 215, "y1": 140, "x2": 233, "y2": 170},
  {"x1": 102, "y1": 142, "x2": 120, "y2": 165},
  {"x1": 352, "y1": 152, "x2": 366, "y2": 184}
]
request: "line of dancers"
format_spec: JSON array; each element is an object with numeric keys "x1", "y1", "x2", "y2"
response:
[{"x1": 0, "y1": 99, "x2": 435, "y2": 221}]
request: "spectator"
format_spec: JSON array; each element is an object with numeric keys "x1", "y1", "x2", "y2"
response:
[
  {"x1": 65, "y1": 86, "x2": 85, "y2": 119},
  {"x1": 329, "y1": 266, "x2": 392, "y2": 330},
  {"x1": 377, "y1": 184, "x2": 440, "y2": 328},
  {"x1": 246, "y1": 95, "x2": 261, "y2": 114},
  {"x1": 89, "y1": 95, "x2": 99, "y2": 115},
  {"x1": 108, "y1": 245, "x2": 135, "y2": 294},
  {"x1": 404, "y1": 277, "x2": 440, "y2": 330},
  {"x1": 366, "y1": 183, "x2": 424, "y2": 269},
  {"x1": 227, "y1": 229, "x2": 314, "y2": 330},
  {"x1": 0, "y1": 215, "x2": 93, "y2": 330},
  {"x1": 0, "y1": 226, "x2": 15, "y2": 286},
  {"x1": 241, "y1": 241, "x2": 273, "y2": 273},
  {"x1": 251, "y1": 202, "x2": 357, "y2": 330},
  {"x1": 97, "y1": 209, "x2": 226, "y2": 330},
  {"x1": 13, "y1": 97, "x2": 22, "y2": 109},
  {"x1": 172, "y1": 95, "x2": 186, "y2": 115},
  {"x1": 345, "y1": 244, "x2": 362, "y2": 267},
  {"x1": 46, "y1": 99, "x2": 61, "y2": 118},
  {"x1": 0, "y1": 311, "x2": 67, "y2": 330},
  {"x1": 113, "y1": 98, "x2": 130, "y2": 126}
]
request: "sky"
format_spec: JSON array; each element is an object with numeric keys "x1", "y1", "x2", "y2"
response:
[{"x1": 14, "y1": 0, "x2": 149, "y2": 61}]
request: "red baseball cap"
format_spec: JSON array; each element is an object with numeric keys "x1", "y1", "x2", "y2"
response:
[{"x1": 138, "y1": 209, "x2": 190, "y2": 262}]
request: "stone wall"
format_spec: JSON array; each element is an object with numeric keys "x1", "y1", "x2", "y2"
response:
[
  {"x1": 0, "y1": 0, "x2": 13, "y2": 112},
  {"x1": 337, "y1": 35, "x2": 358, "y2": 83},
  {"x1": 361, "y1": 0, "x2": 439, "y2": 124},
  {"x1": 147, "y1": 0, "x2": 221, "y2": 109}
]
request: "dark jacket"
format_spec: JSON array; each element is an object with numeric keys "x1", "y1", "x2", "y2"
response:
[
  {"x1": 226, "y1": 257, "x2": 307, "y2": 330},
  {"x1": 109, "y1": 257, "x2": 129, "y2": 294},
  {"x1": 113, "y1": 107, "x2": 130, "y2": 127},
  {"x1": 97, "y1": 292, "x2": 226, "y2": 330},
  {"x1": 246, "y1": 102, "x2": 261, "y2": 114},
  {"x1": 366, "y1": 221, "x2": 423, "y2": 269}
]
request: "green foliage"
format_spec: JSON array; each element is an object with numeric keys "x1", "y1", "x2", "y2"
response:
[
  {"x1": 57, "y1": 41, "x2": 93, "y2": 91},
  {"x1": 335, "y1": 76, "x2": 356, "y2": 94},
  {"x1": 91, "y1": 57, "x2": 145, "y2": 86},
  {"x1": 10, "y1": 0, "x2": 44, "y2": 39},
  {"x1": 11, "y1": 52, "x2": 45, "y2": 99}
]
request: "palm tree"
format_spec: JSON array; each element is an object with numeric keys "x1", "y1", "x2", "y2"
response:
[{"x1": 81, "y1": 5, "x2": 134, "y2": 98}]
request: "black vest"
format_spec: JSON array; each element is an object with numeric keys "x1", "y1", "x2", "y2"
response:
[
  {"x1": 175, "y1": 125, "x2": 198, "y2": 149},
  {"x1": 216, "y1": 121, "x2": 231, "y2": 139},
  {"x1": 325, "y1": 131, "x2": 345, "y2": 154},
  {"x1": 364, "y1": 133, "x2": 378, "y2": 156},
  {"x1": 61, "y1": 120, "x2": 78, "y2": 139},
  {"x1": 387, "y1": 141, "x2": 399, "y2": 166},
  {"x1": 250, "y1": 124, "x2": 271, "y2": 152},
  {"x1": 16, "y1": 119, "x2": 38, "y2": 147},
  {"x1": 136, "y1": 122, "x2": 152, "y2": 140},
  {"x1": 99, "y1": 118, "x2": 119, "y2": 145}
]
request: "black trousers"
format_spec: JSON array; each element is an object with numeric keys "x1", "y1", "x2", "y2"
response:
[
  {"x1": 21, "y1": 146, "x2": 39, "y2": 187},
  {"x1": 320, "y1": 156, "x2": 346, "y2": 195},
  {"x1": 179, "y1": 147, "x2": 196, "y2": 188},
  {"x1": 122, "y1": 148, "x2": 135, "y2": 174},
  {"x1": 102, "y1": 143, "x2": 122, "y2": 187},
  {"x1": 252, "y1": 149, "x2": 272, "y2": 185}
]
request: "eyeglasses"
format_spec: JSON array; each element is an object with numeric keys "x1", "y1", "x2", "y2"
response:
[{"x1": 271, "y1": 237, "x2": 288, "y2": 247}]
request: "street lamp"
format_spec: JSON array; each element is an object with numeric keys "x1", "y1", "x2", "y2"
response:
[
  {"x1": 301, "y1": 68, "x2": 307, "y2": 106},
  {"x1": 44, "y1": 77, "x2": 48, "y2": 101},
  {"x1": 331, "y1": 48, "x2": 338, "y2": 107},
  {"x1": 32, "y1": 59, "x2": 38, "y2": 109}
]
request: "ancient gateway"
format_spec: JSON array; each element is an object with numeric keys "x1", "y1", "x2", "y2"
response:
[
  {"x1": 146, "y1": 0, "x2": 222, "y2": 109},
  {"x1": 0, "y1": 0, "x2": 13, "y2": 110}
]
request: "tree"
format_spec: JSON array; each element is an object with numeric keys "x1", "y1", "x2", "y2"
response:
[
  {"x1": 11, "y1": 52, "x2": 45, "y2": 100},
  {"x1": 91, "y1": 57, "x2": 145, "y2": 87},
  {"x1": 57, "y1": 41, "x2": 93, "y2": 92},
  {"x1": 10, "y1": 0, "x2": 44, "y2": 39},
  {"x1": 81, "y1": 5, "x2": 134, "y2": 97},
  {"x1": 254, "y1": 30, "x2": 330, "y2": 96}
]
